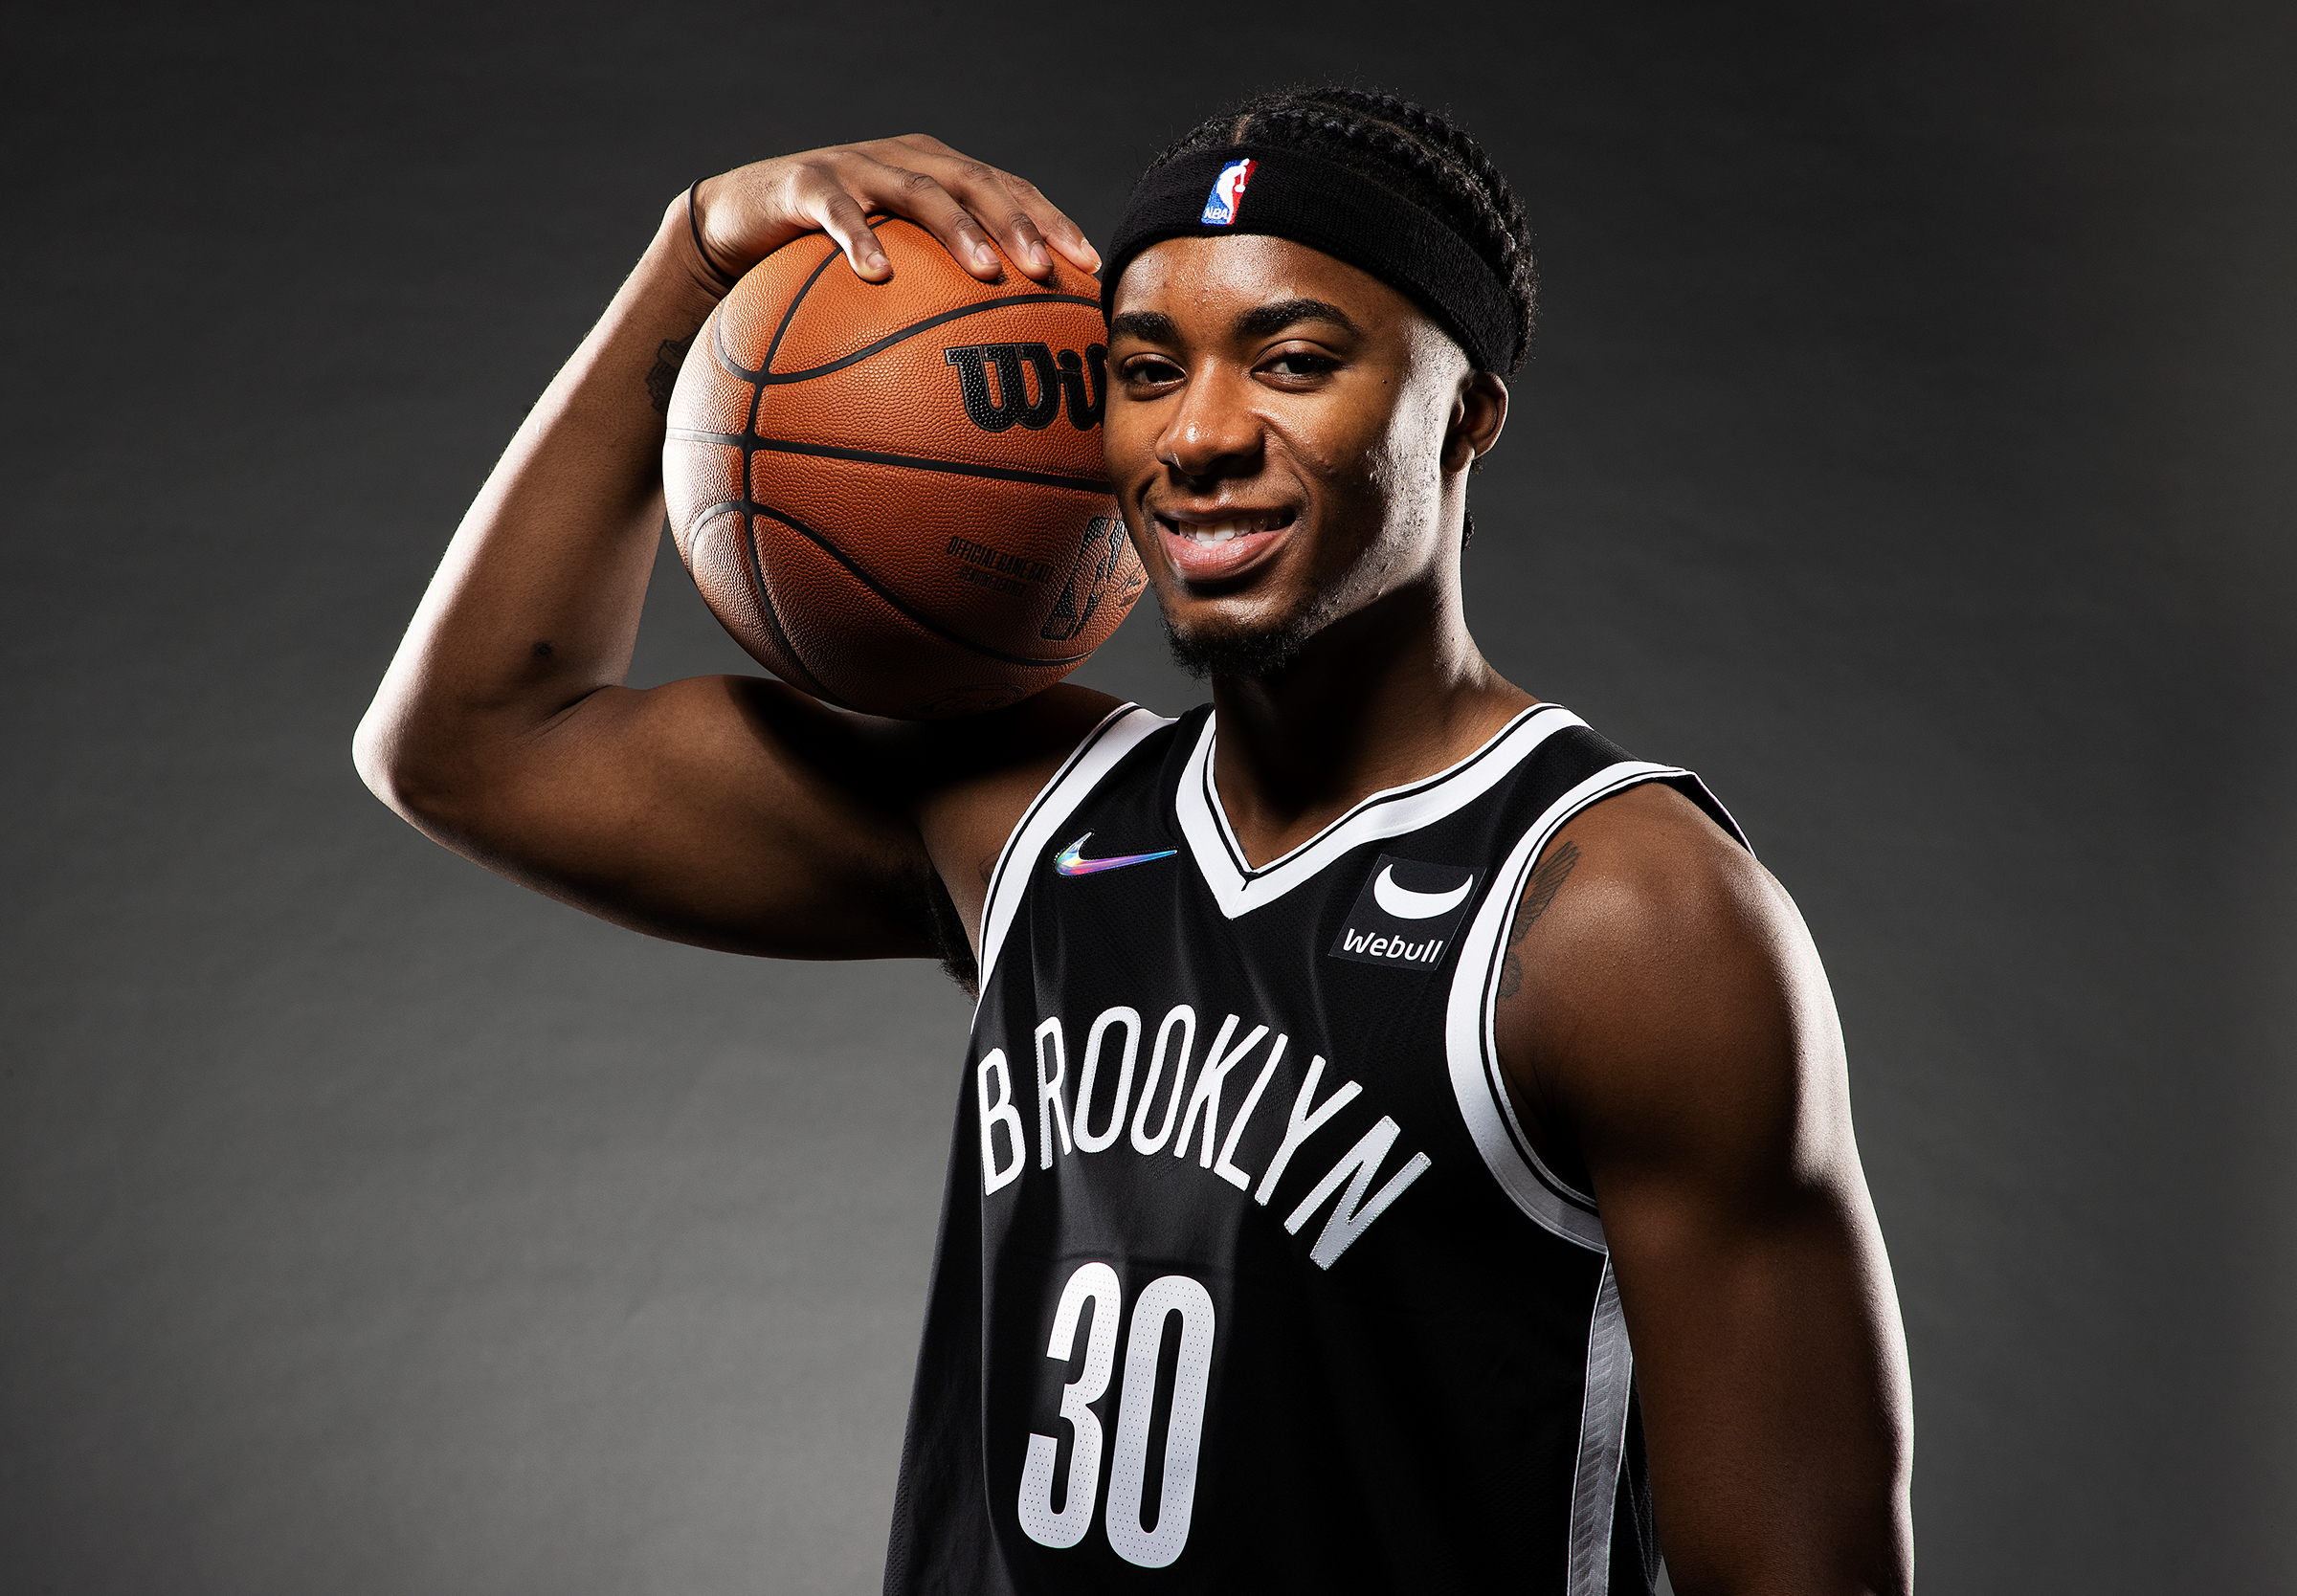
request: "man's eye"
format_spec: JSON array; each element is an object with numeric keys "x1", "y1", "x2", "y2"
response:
[
  {"x1": 1263, "y1": 351, "x2": 1337, "y2": 377},
  {"x1": 1123, "y1": 356, "x2": 1183, "y2": 385}
]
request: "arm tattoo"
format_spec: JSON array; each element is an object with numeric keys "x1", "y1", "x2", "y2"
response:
[
  {"x1": 646, "y1": 334, "x2": 695, "y2": 415},
  {"x1": 1496, "y1": 840, "x2": 1580, "y2": 999}
]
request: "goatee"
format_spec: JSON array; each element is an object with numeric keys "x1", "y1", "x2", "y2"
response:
[{"x1": 1162, "y1": 613, "x2": 1315, "y2": 680}]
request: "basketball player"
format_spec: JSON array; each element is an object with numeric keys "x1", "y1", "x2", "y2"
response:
[{"x1": 359, "y1": 90, "x2": 1912, "y2": 1595}]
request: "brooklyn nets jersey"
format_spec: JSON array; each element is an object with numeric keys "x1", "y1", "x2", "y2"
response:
[{"x1": 884, "y1": 701, "x2": 1744, "y2": 1595}]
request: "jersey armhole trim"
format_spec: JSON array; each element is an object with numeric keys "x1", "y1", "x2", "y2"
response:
[
  {"x1": 973, "y1": 703, "x2": 1175, "y2": 1011},
  {"x1": 1442, "y1": 760, "x2": 1717, "y2": 1252}
]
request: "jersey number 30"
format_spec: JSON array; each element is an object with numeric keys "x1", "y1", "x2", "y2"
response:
[{"x1": 1017, "y1": 1261, "x2": 1216, "y2": 1568}]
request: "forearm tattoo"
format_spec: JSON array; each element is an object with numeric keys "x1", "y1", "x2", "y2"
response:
[
  {"x1": 646, "y1": 334, "x2": 695, "y2": 415},
  {"x1": 1496, "y1": 840, "x2": 1580, "y2": 999}
]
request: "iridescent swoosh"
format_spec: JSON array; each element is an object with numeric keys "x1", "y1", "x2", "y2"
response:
[{"x1": 1054, "y1": 832, "x2": 1178, "y2": 876}]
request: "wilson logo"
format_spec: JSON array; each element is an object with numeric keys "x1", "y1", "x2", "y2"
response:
[{"x1": 944, "y1": 342, "x2": 1106, "y2": 432}]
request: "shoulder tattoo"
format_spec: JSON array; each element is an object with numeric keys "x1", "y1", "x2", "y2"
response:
[{"x1": 1496, "y1": 839, "x2": 1580, "y2": 1000}]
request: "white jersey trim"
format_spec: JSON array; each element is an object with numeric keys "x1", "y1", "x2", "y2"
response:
[
  {"x1": 1566, "y1": 1258, "x2": 1634, "y2": 1596},
  {"x1": 1442, "y1": 758, "x2": 1704, "y2": 1252},
  {"x1": 1175, "y1": 702, "x2": 1582, "y2": 920},
  {"x1": 974, "y1": 703, "x2": 1176, "y2": 1012}
]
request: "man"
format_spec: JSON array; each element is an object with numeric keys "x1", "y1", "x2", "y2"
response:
[{"x1": 358, "y1": 88, "x2": 1911, "y2": 1595}]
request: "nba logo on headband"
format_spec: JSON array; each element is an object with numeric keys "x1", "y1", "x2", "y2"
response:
[{"x1": 1200, "y1": 158, "x2": 1257, "y2": 226}]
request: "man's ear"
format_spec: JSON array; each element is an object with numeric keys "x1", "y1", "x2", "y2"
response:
[{"x1": 1443, "y1": 371, "x2": 1508, "y2": 474}]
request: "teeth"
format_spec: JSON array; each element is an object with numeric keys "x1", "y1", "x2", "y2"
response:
[{"x1": 1180, "y1": 519, "x2": 1270, "y2": 544}]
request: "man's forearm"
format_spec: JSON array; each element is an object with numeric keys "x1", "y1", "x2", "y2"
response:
[{"x1": 355, "y1": 198, "x2": 726, "y2": 815}]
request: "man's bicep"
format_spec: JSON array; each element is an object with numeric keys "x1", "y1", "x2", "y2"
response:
[
  {"x1": 1508, "y1": 818, "x2": 1912, "y2": 1595},
  {"x1": 1599, "y1": 1144, "x2": 1910, "y2": 1595},
  {"x1": 402, "y1": 673, "x2": 940, "y2": 960},
  {"x1": 1595, "y1": 887, "x2": 1910, "y2": 1594}
]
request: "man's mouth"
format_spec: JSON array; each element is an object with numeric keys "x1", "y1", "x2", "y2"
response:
[
  {"x1": 1161, "y1": 511, "x2": 1296, "y2": 544},
  {"x1": 1151, "y1": 509, "x2": 1298, "y2": 582}
]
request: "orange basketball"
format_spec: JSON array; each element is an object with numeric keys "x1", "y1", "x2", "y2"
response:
[{"x1": 661, "y1": 219, "x2": 1146, "y2": 719}]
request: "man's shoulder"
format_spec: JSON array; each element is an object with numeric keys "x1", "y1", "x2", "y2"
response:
[
  {"x1": 1498, "y1": 777, "x2": 1821, "y2": 1144},
  {"x1": 1542, "y1": 778, "x2": 1770, "y2": 935},
  {"x1": 901, "y1": 683, "x2": 1147, "y2": 942},
  {"x1": 891, "y1": 682, "x2": 1132, "y2": 792}
]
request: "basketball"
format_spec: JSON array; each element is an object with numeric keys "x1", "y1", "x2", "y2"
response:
[{"x1": 660, "y1": 219, "x2": 1146, "y2": 719}]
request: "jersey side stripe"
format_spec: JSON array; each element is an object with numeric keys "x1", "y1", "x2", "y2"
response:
[
  {"x1": 1441, "y1": 760, "x2": 1700, "y2": 1251},
  {"x1": 1178, "y1": 703, "x2": 1580, "y2": 919},
  {"x1": 1566, "y1": 1259, "x2": 1634, "y2": 1596},
  {"x1": 974, "y1": 704, "x2": 1174, "y2": 1010}
]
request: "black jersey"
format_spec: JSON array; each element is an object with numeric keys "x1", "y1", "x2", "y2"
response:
[{"x1": 884, "y1": 702, "x2": 1743, "y2": 1596}]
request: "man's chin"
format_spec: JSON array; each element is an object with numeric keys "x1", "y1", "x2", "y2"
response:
[{"x1": 1162, "y1": 614, "x2": 1315, "y2": 681}]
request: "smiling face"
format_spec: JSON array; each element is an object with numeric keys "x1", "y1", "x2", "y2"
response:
[{"x1": 1104, "y1": 234, "x2": 1505, "y2": 677}]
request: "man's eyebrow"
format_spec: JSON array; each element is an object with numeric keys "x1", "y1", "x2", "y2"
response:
[
  {"x1": 1235, "y1": 298, "x2": 1360, "y2": 340},
  {"x1": 1108, "y1": 310, "x2": 1179, "y2": 344}
]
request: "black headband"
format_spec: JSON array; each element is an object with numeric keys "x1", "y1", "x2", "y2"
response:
[{"x1": 1100, "y1": 144, "x2": 1519, "y2": 374}]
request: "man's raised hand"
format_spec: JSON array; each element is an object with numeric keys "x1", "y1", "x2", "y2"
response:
[{"x1": 685, "y1": 135, "x2": 1101, "y2": 292}]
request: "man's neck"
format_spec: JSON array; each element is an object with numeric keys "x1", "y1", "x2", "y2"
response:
[{"x1": 1205, "y1": 590, "x2": 1534, "y2": 869}]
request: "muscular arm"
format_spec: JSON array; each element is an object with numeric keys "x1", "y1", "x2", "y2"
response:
[
  {"x1": 354, "y1": 141, "x2": 1107, "y2": 960},
  {"x1": 1495, "y1": 785, "x2": 1913, "y2": 1595}
]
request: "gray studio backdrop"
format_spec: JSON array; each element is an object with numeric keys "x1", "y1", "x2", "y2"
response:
[{"x1": 5, "y1": 3, "x2": 2290, "y2": 1592}]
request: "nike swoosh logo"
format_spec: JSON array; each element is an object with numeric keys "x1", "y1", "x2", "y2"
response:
[
  {"x1": 1054, "y1": 832, "x2": 1178, "y2": 876},
  {"x1": 1372, "y1": 865, "x2": 1474, "y2": 920}
]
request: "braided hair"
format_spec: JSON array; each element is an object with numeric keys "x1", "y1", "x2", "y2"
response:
[{"x1": 1148, "y1": 86, "x2": 1537, "y2": 374}]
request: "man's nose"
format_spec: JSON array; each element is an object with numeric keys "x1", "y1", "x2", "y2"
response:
[{"x1": 1159, "y1": 367, "x2": 1263, "y2": 480}]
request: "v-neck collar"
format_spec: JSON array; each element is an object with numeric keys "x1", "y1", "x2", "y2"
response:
[{"x1": 1173, "y1": 702, "x2": 1582, "y2": 920}]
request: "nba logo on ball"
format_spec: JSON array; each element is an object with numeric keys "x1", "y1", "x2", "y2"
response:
[{"x1": 1201, "y1": 158, "x2": 1257, "y2": 226}]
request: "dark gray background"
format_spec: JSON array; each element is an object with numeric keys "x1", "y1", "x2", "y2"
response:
[{"x1": 5, "y1": 2, "x2": 2290, "y2": 1591}]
